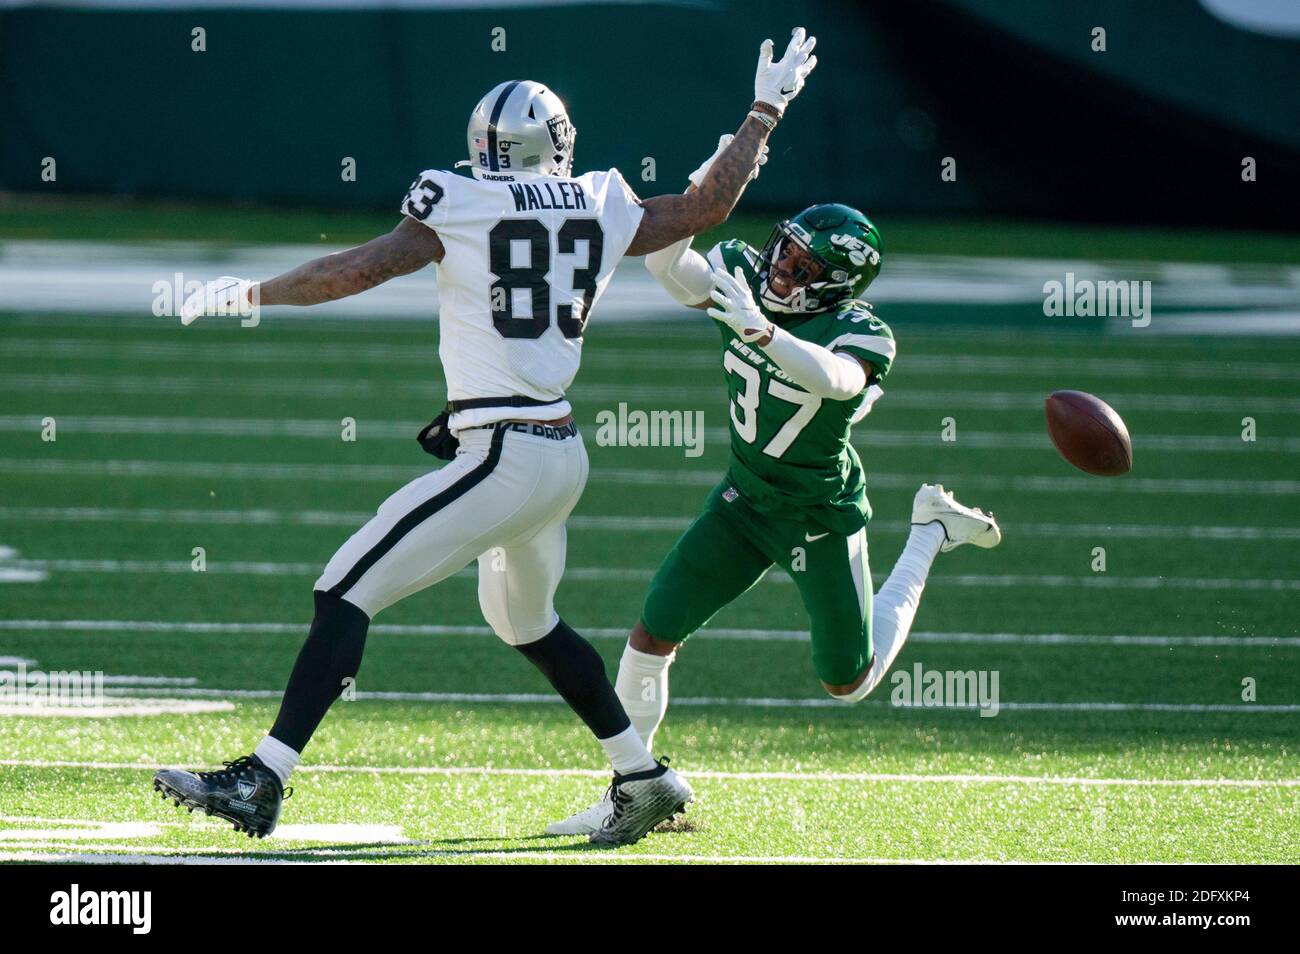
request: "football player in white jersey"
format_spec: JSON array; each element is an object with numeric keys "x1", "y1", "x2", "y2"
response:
[{"x1": 153, "y1": 29, "x2": 818, "y2": 846}]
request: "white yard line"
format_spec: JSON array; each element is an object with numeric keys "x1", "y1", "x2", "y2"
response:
[
  {"x1": 597, "y1": 470, "x2": 1300, "y2": 496},
  {"x1": 0, "y1": 700, "x2": 234, "y2": 717},
  {"x1": 0, "y1": 504, "x2": 371, "y2": 526},
  {"x1": 0, "y1": 850, "x2": 336, "y2": 866},
  {"x1": 0, "y1": 822, "x2": 162, "y2": 842},
  {"x1": 0, "y1": 668, "x2": 198, "y2": 687},
  {"x1": 0, "y1": 818, "x2": 402, "y2": 845},
  {"x1": 13, "y1": 685, "x2": 1297, "y2": 715},
  {"x1": 2, "y1": 619, "x2": 1294, "y2": 648},
  {"x1": 6, "y1": 335, "x2": 1300, "y2": 378},
  {"x1": 3, "y1": 555, "x2": 1297, "y2": 590},
  {"x1": 2, "y1": 414, "x2": 1294, "y2": 454},
  {"x1": 0, "y1": 457, "x2": 434, "y2": 482},
  {"x1": 0, "y1": 568, "x2": 48, "y2": 583},
  {"x1": 4, "y1": 504, "x2": 1299, "y2": 541},
  {"x1": 6, "y1": 504, "x2": 1300, "y2": 541},
  {"x1": 3, "y1": 758, "x2": 1296, "y2": 788},
  {"x1": 6, "y1": 371, "x2": 1299, "y2": 414},
  {"x1": 4, "y1": 458, "x2": 1294, "y2": 496}
]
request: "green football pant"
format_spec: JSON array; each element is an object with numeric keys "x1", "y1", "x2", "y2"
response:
[{"x1": 640, "y1": 482, "x2": 872, "y2": 686}]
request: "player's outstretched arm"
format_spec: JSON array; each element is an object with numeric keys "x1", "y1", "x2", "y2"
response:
[
  {"x1": 644, "y1": 134, "x2": 769, "y2": 309},
  {"x1": 708, "y1": 266, "x2": 868, "y2": 401},
  {"x1": 179, "y1": 218, "x2": 444, "y2": 324},
  {"x1": 257, "y1": 217, "x2": 444, "y2": 306},
  {"x1": 625, "y1": 27, "x2": 816, "y2": 257},
  {"x1": 627, "y1": 114, "x2": 772, "y2": 256}
]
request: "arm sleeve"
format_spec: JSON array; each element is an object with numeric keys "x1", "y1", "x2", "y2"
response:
[
  {"x1": 827, "y1": 330, "x2": 896, "y2": 382},
  {"x1": 763, "y1": 326, "x2": 868, "y2": 401},
  {"x1": 645, "y1": 236, "x2": 713, "y2": 306}
]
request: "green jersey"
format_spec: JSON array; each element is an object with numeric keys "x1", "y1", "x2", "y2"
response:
[{"x1": 706, "y1": 239, "x2": 896, "y2": 534}]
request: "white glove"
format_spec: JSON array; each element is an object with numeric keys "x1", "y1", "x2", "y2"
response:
[
  {"x1": 708, "y1": 266, "x2": 772, "y2": 343},
  {"x1": 753, "y1": 27, "x2": 818, "y2": 115},
  {"x1": 179, "y1": 276, "x2": 256, "y2": 326},
  {"x1": 688, "y1": 133, "x2": 770, "y2": 189}
]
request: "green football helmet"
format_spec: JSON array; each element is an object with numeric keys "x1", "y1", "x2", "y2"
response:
[{"x1": 757, "y1": 203, "x2": 883, "y2": 314}]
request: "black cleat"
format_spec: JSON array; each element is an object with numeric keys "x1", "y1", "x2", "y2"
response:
[
  {"x1": 153, "y1": 754, "x2": 290, "y2": 838},
  {"x1": 589, "y1": 757, "x2": 694, "y2": 846}
]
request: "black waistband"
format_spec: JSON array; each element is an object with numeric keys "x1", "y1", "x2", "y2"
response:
[
  {"x1": 466, "y1": 420, "x2": 579, "y2": 441},
  {"x1": 447, "y1": 395, "x2": 560, "y2": 413}
]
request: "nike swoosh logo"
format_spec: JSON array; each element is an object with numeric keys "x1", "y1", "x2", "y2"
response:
[
  {"x1": 780, "y1": 85, "x2": 797, "y2": 96},
  {"x1": 804, "y1": 531, "x2": 829, "y2": 542}
]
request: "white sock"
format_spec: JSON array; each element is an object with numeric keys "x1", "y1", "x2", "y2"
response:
[
  {"x1": 598, "y1": 724, "x2": 658, "y2": 775},
  {"x1": 254, "y1": 735, "x2": 300, "y2": 786},
  {"x1": 844, "y1": 522, "x2": 945, "y2": 702},
  {"x1": 614, "y1": 643, "x2": 675, "y2": 750}
]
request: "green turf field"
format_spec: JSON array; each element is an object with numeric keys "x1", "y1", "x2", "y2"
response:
[{"x1": 1, "y1": 284, "x2": 1298, "y2": 863}]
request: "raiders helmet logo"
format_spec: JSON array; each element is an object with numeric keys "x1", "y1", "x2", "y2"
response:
[{"x1": 546, "y1": 115, "x2": 573, "y2": 151}]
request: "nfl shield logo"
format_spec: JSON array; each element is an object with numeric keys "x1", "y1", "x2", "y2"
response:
[
  {"x1": 237, "y1": 780, "x2": 258, "y2": 801},
  {"x1": 722, "y1": 487, "x2": 738, "y2": 503}
]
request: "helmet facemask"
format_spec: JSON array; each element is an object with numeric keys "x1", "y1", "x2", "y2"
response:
[{"x1": 758, "y1": 220, "x2": 854, "y2": 314}]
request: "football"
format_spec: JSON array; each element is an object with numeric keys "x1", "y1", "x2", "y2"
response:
[{"x1": 1044, "y1": 390, "x2": 1133, "y2": 475}]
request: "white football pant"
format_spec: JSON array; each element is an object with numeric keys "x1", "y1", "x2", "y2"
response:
[{"x1": 314, "y1": 422, "x2": 588, "y2": 645}]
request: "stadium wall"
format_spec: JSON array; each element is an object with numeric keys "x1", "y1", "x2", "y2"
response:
[{"x1": 0, "y1": 0, "x2": 1296, "y2": 226}]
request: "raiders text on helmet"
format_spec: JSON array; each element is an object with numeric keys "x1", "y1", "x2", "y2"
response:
[{"x1": 462, "y1": 80, "x2": 576, "y2": 180}]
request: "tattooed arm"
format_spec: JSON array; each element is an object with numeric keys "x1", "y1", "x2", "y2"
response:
[
  {"x1": 626, "y1": 114, "x2": 773, "y2": 257},
  {"x1": 256, "y1": 217, "x2": 445, "y2": 306},
  {"x1": 642, "y1": 132, "x2": 769, "y2": 308}
]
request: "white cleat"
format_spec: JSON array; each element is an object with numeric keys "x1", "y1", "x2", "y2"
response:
[
  {"x1": 912, "y1": 483, "x2": 1002, "y2": 552},
  {"x1": 545, "y1": 792, "x2": 613, "y2": 836},
  {"x1": 589, "y1": 759, "x2": 693, "y2": 846}
]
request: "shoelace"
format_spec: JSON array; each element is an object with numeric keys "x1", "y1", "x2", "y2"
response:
[
  {"x1": 196, "y1": 756, "x2": 256, "y2": 785},
  {"x1": 602, "y1": 782, "x2": 633, "y2": 827},
  {"x1": 598, "y1": 757, "x2": 671, "y2": 830},
  {"x1": 193, "y1": 757, "x2": 292, "y2": 799}
]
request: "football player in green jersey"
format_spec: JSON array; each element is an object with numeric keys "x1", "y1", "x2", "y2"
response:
[{"x1": 548, "y1": 166, "x2": 1001, "y2": 835}]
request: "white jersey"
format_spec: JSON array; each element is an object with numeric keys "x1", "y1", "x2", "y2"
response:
[{"x1": 401, "y1": 168, "x2": 644, "y2": 431}]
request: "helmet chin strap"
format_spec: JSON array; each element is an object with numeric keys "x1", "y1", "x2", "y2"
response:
[
  {"x1": 759, "y1": 276, "x2": 811, "y2": 314},
  {"x1": 761, "y1": 274, "x2": 857, "y2": 315}
]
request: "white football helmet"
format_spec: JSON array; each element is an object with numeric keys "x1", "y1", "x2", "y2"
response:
[{"x1": 460, "y1": 80, "x2": 576, "y2": 181}]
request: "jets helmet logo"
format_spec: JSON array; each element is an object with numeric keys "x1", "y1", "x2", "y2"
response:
[{"x1": 829, "y1": 232, "x2": 880, "y2": 267}]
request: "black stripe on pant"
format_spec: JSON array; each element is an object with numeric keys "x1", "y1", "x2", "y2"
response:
[{"x1": 328, "y1": 425, "x2": 507, "y2": 599}]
